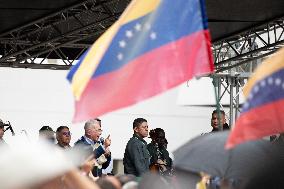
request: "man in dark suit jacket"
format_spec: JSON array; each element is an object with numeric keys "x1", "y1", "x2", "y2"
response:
[{"x1": 74, "y1": 118, "x2": 111, "y2": 177}]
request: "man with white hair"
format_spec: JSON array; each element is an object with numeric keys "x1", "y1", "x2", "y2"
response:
[{"x1": 74, "y1": 118, "x2": 111, "y2": 177}]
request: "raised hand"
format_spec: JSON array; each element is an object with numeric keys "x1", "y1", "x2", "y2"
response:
[{"x1": 104, "y1": 134, "x2": 111, "y2": 148}]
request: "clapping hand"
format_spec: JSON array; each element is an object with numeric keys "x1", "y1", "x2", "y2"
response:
[{"x1": 157, "y1": 159, "x2": 166, "y2": 165}]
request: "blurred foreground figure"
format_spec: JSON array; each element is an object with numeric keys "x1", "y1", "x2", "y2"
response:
[
  {"x1": 115, "y1": 174, "x2": 137, "y2": 188},
  {"x1": 39, "y1": 126, "x2": 56, "y2": 144},
  {"x1": 0, "y1": 138, "x2": 100, "y2": 189},
  {"x1": 138, "y1": 173, "x2": 169, "y2": 189},
  {"x1": 242, "y1": 146, "x2": 284, "y2": 189},
  {"x1": 174, "y1": 169, "x2": 202, "y2": 189},
  {"x1": 96, "y1": 176, "x2": 122, "y2": 189}
]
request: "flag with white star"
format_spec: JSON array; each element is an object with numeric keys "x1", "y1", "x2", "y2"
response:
[
  {"x1": 226, "y1": 47, "x2": 284, "y2": 149},
  {"x1": 67, "y1": 0, "x2": 214, "y2": 122}
]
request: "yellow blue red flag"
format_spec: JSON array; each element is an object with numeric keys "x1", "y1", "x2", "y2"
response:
[
  {"x1": 67, "y1": 0, "x2": 214, "y2": 122},
  {"x1": 226, "y1": 48, "x2": 284, "y2": 148}
]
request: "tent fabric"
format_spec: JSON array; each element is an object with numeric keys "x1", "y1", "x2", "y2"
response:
[{"x1": 0, "y1": 0, "x2": 283, "y2": 59}]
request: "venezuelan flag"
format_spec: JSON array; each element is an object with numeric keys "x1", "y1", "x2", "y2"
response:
[
  {"x1": 67, "y1": 0, "x2": 214, "y2": 122},
  {"x1": 226, "y1": 48, "x2": 284, "y2": 148}
]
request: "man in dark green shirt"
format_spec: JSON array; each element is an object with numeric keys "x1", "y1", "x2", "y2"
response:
[{"x1": 123, "y1": 118, "x2": 150, "y2": 177}]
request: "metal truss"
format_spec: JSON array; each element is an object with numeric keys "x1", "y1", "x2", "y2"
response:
[
  {"x1": 213, "y1": 17, "x2": 284, "y2": 74},
  {"x1": 210, "y1": 73, "x2": 249, "y2": 127},
  {"x1": 0, "y1": 1, "x2": 282, "y2": 71},
  {"x1": 211, "y1": 17, "x2": 284, "y2": 125},
  {"x1": 0, "y1": 0, "x2": 129, "y2": 69}
]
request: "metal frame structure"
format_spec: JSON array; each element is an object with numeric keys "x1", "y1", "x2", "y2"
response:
[
  {"x1": 0, "y1": 0, "x2": 129, "y2": 69},
  {"x1": 213, "y1": 17, "x2": 284, "y2": 73},
  {"x1": 0, "y1": 2, "x2": 283, "y2": 70},
  {"x1": 211, "y1": 73, "x2": 249, "y2": 127},
  {"x1": 211, "y1": 17, "x2": 284, "y2": 125}
]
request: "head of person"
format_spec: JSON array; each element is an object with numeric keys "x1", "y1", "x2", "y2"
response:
[
  {"x1": 115, "y1": 174, "x2": 136, "y2": 187},
  {"x1": 211, "y1": 109, "x2": 226, "y2": 129},
  {"x1": 106, "y1": 176, "x2": 122, "y2": 189},
  {"x1": 0, "y1": 119, "x2": 5, "y2": 140},
  {"x1": 56, "y1": 126, "x2": 71, "y2": 147},
  {"x1": 84, "y1": 118, "x2": 102, "y2": 141},
  {"x1": 133, "y1": 118, "x2": 148, "y2": 138},
  {"x1": 39, "y1": 126, "x2": 55, "y2": 143},
  {"x1": 96, "y1": 177, "x2": 118, "y2": 189},
  {"x1": 138, "y1": 173, "x2": 168, "y2": 189},
  {"x1": 149, "y1": 128, "x2": 167, "y2": 147}
]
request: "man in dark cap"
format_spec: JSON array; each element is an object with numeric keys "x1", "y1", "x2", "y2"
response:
[{"x1": 39, "y1": 126, "x2": 55, "y2": 144}]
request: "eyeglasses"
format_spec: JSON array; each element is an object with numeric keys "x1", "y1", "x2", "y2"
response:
[
  {"x1": 95, "y1": 129, "x2": 103, "y2": 132},
  {"x1": 62, "y1": 131, "x2": 71, "y2": 136}
]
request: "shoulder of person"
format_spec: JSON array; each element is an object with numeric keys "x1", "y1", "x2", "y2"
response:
[
  {"x1": 74, "y1": 136, "x2": 88, "y2": 146},
  {"x1": 128, "y1": 137, "x2": 145, "y2": 147},
  {"x1": 147, "y1": 142, "x2": 155, "y2": 149},
  {"x1": 223, "y1": 123, "x2": 230, "y2": 130},
  {"x1": 131, "y1": 137, "x2": 142, "y2": 144},
  {"x1": 129, "y1": 135, "x2": 140, "y2": 142}
]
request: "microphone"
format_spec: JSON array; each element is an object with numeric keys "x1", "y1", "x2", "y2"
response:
[
  {"x1": 100, "y1": 137, "x2": 104, "y2": 144},
  {"x1": 9, "y1": 126, "x2": 15, "y2": 136},
  {"x1": 8, "y1": 121, "x2": 15, "y2": 136},
  {"x1": 3, "y1": 121, "x2": 15, "y2": 136}
]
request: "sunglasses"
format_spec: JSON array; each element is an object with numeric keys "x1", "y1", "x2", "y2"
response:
[{"x1": 62, "y1": 131, "x2": 71, "y2": 136}]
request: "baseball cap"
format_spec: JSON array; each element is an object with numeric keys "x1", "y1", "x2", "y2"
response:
[{"x1": 39, "y1": 126, "x2": 54, "y2": 133}]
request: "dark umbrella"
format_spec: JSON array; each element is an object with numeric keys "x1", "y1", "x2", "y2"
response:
[{"x1": 173, "y1": 131, "x2": 275, "y2": 181}]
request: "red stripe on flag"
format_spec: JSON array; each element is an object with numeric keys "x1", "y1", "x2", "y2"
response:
[
  {"x1": 73, "y1": 30, "x2": 213, "y2": 122},
  {"x1": 226, "y1": 99, "x2": 284, "y2": 149}
]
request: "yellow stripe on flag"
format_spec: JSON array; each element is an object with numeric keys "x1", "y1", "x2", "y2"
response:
[
  {"x1": 120, "y1": 0, "x2": 160, "y2": 24},
  {"x1": 244, "y1": 48, "x2": 284, "y2": 97},
  {"x1": 71, "y1": 0, "x2": 161, "y2": 100},
  {"x1": 71, "y1": 24, "x2": 119, "y2": 100}
]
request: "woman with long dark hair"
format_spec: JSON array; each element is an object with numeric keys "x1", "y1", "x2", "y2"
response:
[{"x1": 147, "y1": 128, "x2": 173, "y2": 176}]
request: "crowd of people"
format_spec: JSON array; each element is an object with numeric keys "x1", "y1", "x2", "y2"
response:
[
  {"x1": 1, "y1": 110, "x2": 282, "y2": 189},
  {"x1": 0, "y1": 116, "x2": 176, "y2": 189}
]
